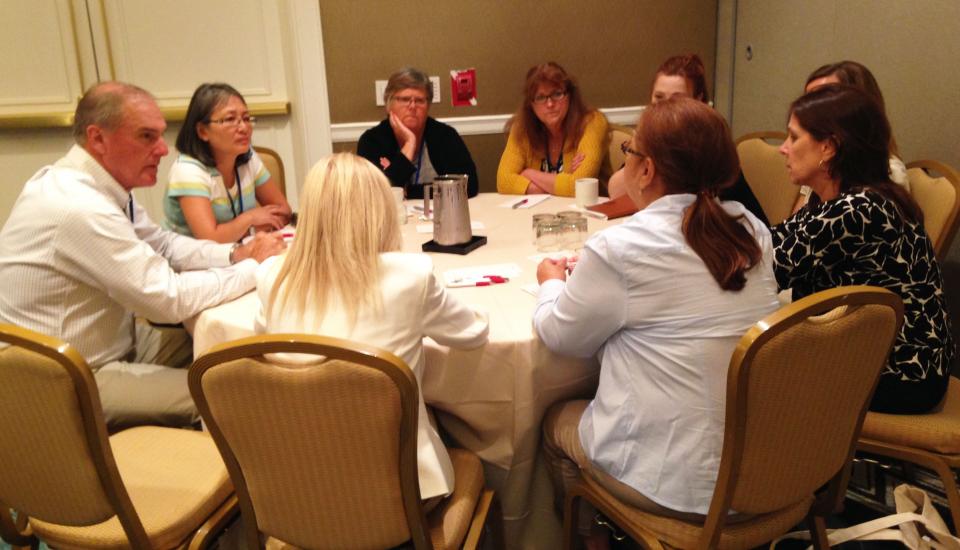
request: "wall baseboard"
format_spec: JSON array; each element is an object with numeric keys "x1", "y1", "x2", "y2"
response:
[{"x1": 329, "y1": 105, "x2": 644, "y2": 143}]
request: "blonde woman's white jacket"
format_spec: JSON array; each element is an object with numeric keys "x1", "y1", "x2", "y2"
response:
[{"x1": 255, "y1": 251, "x2": 489, "y2": 499}]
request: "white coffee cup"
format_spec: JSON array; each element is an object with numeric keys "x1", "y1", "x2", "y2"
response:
[
  {"x1": 391, "y1": 187, "x2": 407, "y2": 224},
  {"x1": 575, "y1": 178, "x2": 599, "y2": 208}
]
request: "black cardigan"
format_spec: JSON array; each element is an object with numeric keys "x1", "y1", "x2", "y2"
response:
[{"x1": 357, "y1": 117, "x2": 479, "y2": 199}]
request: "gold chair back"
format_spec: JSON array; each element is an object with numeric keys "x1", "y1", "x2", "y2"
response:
[
  {"x1": 0, "y1": 324, "x2": 150, "y2": 547},
  {"x1": 189, "y1": 333, "x2": 429, "y2": 550},
  {"x1": 254, "y1": 146, "x2": 286, "y2": 198},
  {"x1": 564, "y1": 287, "x2": 903, "y2": 550},
  {"x1": 906, "y1": 159, "x2": 960, "y2": 259},
  {"x1": 699, "y1": 286, "x2": 903, "y2": 546},
  {"x1": 736, "y1": 131, "x2": 796, "y2": 225},
  {"x1": 601, "y1": 124, "x2": 635, "y2": 189}
]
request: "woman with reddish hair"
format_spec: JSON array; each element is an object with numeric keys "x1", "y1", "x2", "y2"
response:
[
  {"x1": 497, "y1": 62, "x2": 608, "y2": 196},
  {"x1": 608, "y1": 54, "x2": 768, "y2": 224},
  {"x1": 535, "y1": 98, "x2": 779, "y2": 538}
]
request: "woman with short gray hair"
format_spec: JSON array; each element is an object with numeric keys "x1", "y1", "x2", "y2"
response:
[{"x1": 358, "y1": 67, "x2": 478, "y2": 199}]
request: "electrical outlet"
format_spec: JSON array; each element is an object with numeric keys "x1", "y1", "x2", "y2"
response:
[
  {"x1": 429, "y1": 76, "x2": 441, "y2": 103},
  {"x1": 375, "y1": 80, "x2": 388, "y2": 106}
]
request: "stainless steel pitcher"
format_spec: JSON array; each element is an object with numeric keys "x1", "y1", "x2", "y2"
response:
[{"x1": 423, "y1": 174, "x2": 472, "y2": 245}]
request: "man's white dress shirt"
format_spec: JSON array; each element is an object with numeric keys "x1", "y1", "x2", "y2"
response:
[
  {"x1": 534, "y1": 193, "x2": 780, "y2": 514},
  {"x1": 0, "y1": 145, "x2": 257, "y2": 367}
]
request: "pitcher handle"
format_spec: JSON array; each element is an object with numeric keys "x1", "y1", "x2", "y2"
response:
[{"x1": 422, "y1": 184, "x2": 433, "y2": 220}]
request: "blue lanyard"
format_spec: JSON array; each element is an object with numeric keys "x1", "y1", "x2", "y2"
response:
[
  {"x1": 224, "y1": 166, "x2": 243, "y2": 219},
  {"x1": 413, "y1": 142, "x2": 425, "y2": 186}
]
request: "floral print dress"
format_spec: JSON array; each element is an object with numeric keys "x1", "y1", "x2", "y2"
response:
[{"x1": 772, "y1": 189, "x2": 955, "y2": 413}]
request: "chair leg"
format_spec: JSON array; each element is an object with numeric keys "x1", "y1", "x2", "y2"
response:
[
  {"x1": 806, "y1": 512, "x2": 829, "y2": 550},
  {"x1": 187, "y1": 494, "x2": 240, "y2": 550},
  {"x1": 463, "y1": 489, "x2": 504, "y2": 550},
  {"x1": 563, "y1": 490, "x2": 581, "y2": 550},
  {"x1": 926, "y1": 460, "x2": 960, "y2": 535}
]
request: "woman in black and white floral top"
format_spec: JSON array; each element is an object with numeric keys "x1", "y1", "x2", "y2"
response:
[{"x1": 772, "y1": 84, "x2": 955, "y2": 414}]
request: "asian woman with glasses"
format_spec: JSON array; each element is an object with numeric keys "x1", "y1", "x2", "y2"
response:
[
  {"x1": 357, "y1": 67, "x2": 479, "y2": 199},
  {"x1": 163, "y1": 82, "x2": 291, "y2": 243},
  {"x1": 497, "y1": 62, "x2": 609, "y2": 196}
]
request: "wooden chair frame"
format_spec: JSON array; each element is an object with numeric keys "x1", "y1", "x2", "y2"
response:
[
  {"x1": 857, "y1": 436, "x2": 960, "y2": 534},
  {"x1": 906, "y1": 159, "x2": 960, "y2": 260},
  {"x1": 0, "y1": 324, "x2": 236, "y2": 550},
  {"x1": 735, "y1": 130, "x2": 799, "y2": 225},
  {"x1": 190, "y1": 333, "x2": 497, "y2": 549},
  {"x1": 253, "y1": 145, "x2": 286, "y2": 198},
  {"x1": 563, "y1": 287, "x2": 903, "y2": 549}
]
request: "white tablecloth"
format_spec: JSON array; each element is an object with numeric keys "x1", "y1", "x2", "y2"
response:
[{"x1": 191, "y1": 193, "x2": 620, "y2": 549}]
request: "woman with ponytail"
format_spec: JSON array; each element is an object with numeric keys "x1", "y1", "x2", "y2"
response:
[{"x1": 534, "y1": 97, "x2": 779, "y2": 537}]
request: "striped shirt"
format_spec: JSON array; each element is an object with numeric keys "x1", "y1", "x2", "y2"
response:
[
  {"x1": 0, "y1": 145, "x2": 258, "y2": 368},
  {"x1": 162, "y1": 151, "x2": 271, "y2": 236}
]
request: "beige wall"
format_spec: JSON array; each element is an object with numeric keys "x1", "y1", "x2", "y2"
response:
[
  {"x1": 320, "y1": 0, "x2": 719, "y2": 194},
  {"x1": 730, "y1": 0, "x2": 960, "y2": 170},
  {"x1": 320, "y1": 1, "x2": 718, "y2": 122}
]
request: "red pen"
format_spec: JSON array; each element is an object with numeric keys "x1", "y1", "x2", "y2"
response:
[{"x1": 449, "y1": 276, "x2": 509, "y2": 288}]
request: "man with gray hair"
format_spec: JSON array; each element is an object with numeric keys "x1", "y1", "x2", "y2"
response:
[{"x1": 0, "y1": 81, "x2": 284, "y2": 428}]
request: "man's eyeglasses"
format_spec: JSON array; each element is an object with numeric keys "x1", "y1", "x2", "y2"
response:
[
  {"x1": 392, "y1": 95, "x2": 428, "y2": 106},
  {"x1": 208, "y1": 115, "x2": 256, "y2": 128},
  {"x1": 621, "y1": 141, "x2": 646, "y2": 159},
  {"x1": 532, "y1": 90, "x2": 568, "y2": 105}
]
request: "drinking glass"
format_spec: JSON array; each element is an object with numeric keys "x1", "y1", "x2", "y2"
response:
[
  {"x1": 560, "y1": 218, "x2": 588, "y2": 250},
  {"x1": 536, "y1": 220, "x2": 563, "y2": 252},
  {"x1": 532, "y1": 213, "x2": 557, "y2": 244}
]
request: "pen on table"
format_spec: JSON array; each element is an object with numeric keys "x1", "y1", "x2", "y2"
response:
[
  {"x1": 448, "y1": 276, "x2": 509, "y2": 288},
  {"x1": 512, "y1": 198, "x2": 529, "y2": 209},
  {"x1": 578, "y1": 208, "x2": 607, "y2": 220}
]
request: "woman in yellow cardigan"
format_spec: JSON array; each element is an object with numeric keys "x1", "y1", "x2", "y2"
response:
[{"x1": 497, "y1": 62, "x2": 608, "y2": 196}]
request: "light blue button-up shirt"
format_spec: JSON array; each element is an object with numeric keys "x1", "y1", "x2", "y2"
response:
[{"x1": 534, "y1": 193, "x2": 780, "y2": 514}]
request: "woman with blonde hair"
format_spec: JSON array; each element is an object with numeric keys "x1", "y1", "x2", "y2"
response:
[
  {"x1": 255, "y1": 152, "x2": 489, "y2": 501},
  {"x1": 497, "y1": 62, "x2": 608, "y2": 196}
]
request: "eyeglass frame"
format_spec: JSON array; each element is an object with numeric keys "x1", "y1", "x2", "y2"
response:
[
  {"x1": 391, "y1": 95, "x2": 429, "y2": 107},
  {"x1": 207, "y1": 115, "x2": 257, "y2": 128},
  {"x1": 532, "y1": 90, "x2": 569, "y2": 105},
  {"x1": 620, "y1": 140, "x2": 646, "y2": 159}
]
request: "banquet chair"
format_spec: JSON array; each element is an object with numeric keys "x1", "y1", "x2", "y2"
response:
[
  {"x1": 903, "y1": 159, "x2": 960, "y2": 260},
  {"x1": 188, "y1": 333, "x2": 502, "y2": 550},
  {"x1": 562, "y1": 286, "x2": 903, "y2": 549},
  {"x1": 0, "y1": 323, "x2": 238, "y2": 550},
  {"x1": 736, "y1": 131, "x2": 797, "y2": 225},
  {"x1": 254, "y1": 145, "x2": 286, "y2": 198},
  {"x1": 858, "y1": 378, "x2": 960, "y2": 534},
  {"x1": 601, "y1": 124, "x2": 635, "y2": 191}
]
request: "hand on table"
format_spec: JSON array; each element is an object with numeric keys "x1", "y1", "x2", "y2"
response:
[
  {"x1": 537, "y1": 257, "x2": 568, "y2": 284},
  {"x1": 234, "y1": 232, "x2": 286, "y2": 263},
  {"x1": 245, "y1": 205, "x2": 288, "y2": 232},
  {"x1": 389, "y1": 112, "x2": 418, "y2": 161}
]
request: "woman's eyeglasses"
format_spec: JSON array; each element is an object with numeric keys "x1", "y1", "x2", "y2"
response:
[
  {"x1": 208, "y1": 115, "x2": 257, "y2": 128},
  {"x1": 391, "y1": 96, "x2": 429, "y2": 106},
  {"x1": 620, "y1": 141, "x2": 646, "y2": 159},
  {"x1": 532, "y1": 90, "x2": 568, "y2": 105}
]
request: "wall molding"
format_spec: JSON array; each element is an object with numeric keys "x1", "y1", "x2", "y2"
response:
[{"x1": 329, "y1": 105, "x2": 645, "y2": 143}]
